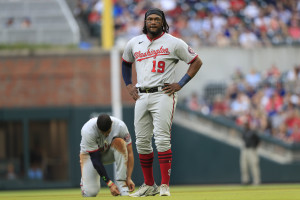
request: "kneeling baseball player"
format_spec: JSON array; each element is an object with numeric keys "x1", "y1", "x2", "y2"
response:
[{"x1": 79, "y1": 114, "x2": 135, "y2": 197}]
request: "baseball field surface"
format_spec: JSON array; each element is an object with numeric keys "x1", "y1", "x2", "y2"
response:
[{"x1": 0, "y1": 184, "x2": 299, "y2": 200}]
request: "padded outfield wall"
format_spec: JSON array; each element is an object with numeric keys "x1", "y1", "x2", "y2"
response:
[{"x1": 1, "y1": 106, "x2": 299, "y2": 190}]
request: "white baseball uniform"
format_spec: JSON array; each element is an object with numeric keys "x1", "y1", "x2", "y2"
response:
[
  {"x1": 122, "y1": 32, "x2": 198, "y2": 154},
  {"x1": 79, "y1": 116, "x2": 131, "y2": 197}
]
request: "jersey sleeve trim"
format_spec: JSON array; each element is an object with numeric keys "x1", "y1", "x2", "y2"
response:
[
  {"x1": 122, "y1": 58, "x2": 133, "y2": 64},
  {"x1": 188, "y1": 55, "x2": 198, "y2": 64},
  {"x1": 87, "y1": 148, "x2": 100, "y2": 153}
]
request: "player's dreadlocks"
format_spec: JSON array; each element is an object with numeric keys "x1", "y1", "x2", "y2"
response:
[
  {"x1": 97, "y1": 114, "x2": 112, "y2": 132},
  {"x1": 143, "y1": 8, "x2": 169, "y2": 34}
]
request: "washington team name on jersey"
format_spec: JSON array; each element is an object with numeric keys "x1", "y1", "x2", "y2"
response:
[{"x1": 134, "y1": 46, "x2": 170, "y2": 62}]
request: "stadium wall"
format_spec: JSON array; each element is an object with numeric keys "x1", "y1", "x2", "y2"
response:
[
  {"x1": 0, "y1": 49, "x2": 136, "y2": 108},
  {"x1": 172, "y1": 124, "x2": 300, "y2": 185},
  {"x1": 1, "y1": 47, "x2": 300, "y2": 108},
  {"x1": 1, "y1": 106, "x2": 299, "y2": 190}
]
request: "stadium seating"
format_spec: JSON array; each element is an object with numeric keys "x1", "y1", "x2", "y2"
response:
[{"x1": 0, "y1": 0, "x2": 79, "y2": 45}]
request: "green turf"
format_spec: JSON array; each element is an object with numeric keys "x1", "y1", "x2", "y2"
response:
[{"x1": 0, "y1": 184, "x2": 300, "y2": 200}]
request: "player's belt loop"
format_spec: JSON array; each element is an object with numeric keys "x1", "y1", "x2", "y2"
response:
[{"x1": 145, "y1": 88, "x2": 151, "y2": 93}]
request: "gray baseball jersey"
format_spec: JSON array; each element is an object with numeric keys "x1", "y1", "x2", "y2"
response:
[
  {"x1": 122, "y1": 32, "x2": 198, "y2": 154},
  {"x1": 122, "y1": 32, "x2": 198, "y2": 88},
  {"x1": 80, "y1": 116, "x2": 131, "y2": 154}
]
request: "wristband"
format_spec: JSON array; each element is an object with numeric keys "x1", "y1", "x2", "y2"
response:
[
  {"x1": 178, "y1": 73, "x2": 192, "y2": 88},
  {"x1": 107, "y1": 180, "x2": 114, "y2": 187}
]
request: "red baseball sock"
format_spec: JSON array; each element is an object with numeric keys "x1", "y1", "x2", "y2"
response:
[
  {"x1": 158, "y1": 149, "x2": 172, "y2": 186},
  {"x1": 139, "y1": 152, "x2": 154, "y2": 186}
]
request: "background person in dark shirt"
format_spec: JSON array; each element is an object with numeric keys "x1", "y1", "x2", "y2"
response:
[{"x1": 240, "y1": 120, "x2": 261, "y2": 185}]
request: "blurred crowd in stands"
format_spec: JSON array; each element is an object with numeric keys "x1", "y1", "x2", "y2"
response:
[
  {"x1": 185, "y1": 64, "x2": 300, "y2": 144},
  {"x1": 74, "y1": 0, "x2": 300, "y2": 48}
]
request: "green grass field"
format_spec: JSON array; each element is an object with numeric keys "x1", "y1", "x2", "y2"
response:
[{"x1": 1, "y1": 184, "x2": 300, "y2": 200}]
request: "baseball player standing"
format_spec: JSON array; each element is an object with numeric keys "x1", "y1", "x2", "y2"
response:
[
  {"x1": 122, "y1": 8, "x2": 202, "y2": 197},
  {"x1": 79, "y1": 114, "x2": 135, "y2": 197}
]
